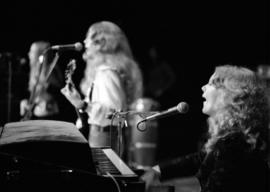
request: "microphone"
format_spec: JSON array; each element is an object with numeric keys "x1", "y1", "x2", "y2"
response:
[
  {"x1": 141, "y1": 102, "x2": 189, "y2": 122},
  {"x1": 50, "y1": 42, "x2": 83, "y2": 51}
]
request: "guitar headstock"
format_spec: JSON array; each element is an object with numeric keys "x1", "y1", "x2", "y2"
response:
[{"x1": 65, "y1": 59, "x2": 77, "y2": 86}]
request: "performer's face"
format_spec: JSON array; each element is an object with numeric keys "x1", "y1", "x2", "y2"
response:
[
  {"x1": 84, "y1": 29, "x2": 93, "y2": 49},
  {"x1": 202, "y1": 73, "x2": 224, "y2": 116},
  {"x1": 83, "y1": 28, "x2": 99, "y2": 60}
]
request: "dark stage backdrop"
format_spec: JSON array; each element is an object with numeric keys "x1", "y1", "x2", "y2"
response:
[{"x1": 0, "y1": 1, "x2": 268, "y2": 161}]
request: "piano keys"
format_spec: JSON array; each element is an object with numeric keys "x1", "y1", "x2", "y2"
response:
[
  {"x1": 91, "y1": 147, "x2": 145, "y2": 191},
  {"x1": 92, "y1": 147, "x2": 136, "y2": 176}
]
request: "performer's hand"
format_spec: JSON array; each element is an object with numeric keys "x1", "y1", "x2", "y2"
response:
[
  {"x1": 61, "y1": 84, "x2": 83, "y2": 108},
  {"x1": 140, "y1": 166, "x2": 161, "y2": 191},
  {"x1": 20, "y1": 99, "x2": 30, "y2": 116}
]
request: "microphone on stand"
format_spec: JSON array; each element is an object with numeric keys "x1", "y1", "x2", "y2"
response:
[
  {"x1": 140, "y1": 102, "x2": 189, "y2": 122},
  {"x1": 106, "y1": 110, "x2": 150, "y2": 119},
  {"x1": 50, "y1": 42, "x2": 83, "y2": 51}
]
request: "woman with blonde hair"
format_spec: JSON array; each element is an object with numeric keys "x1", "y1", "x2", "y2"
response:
[
  {"x1": 20, "y1": 41, "x2": 63, "y2": 120},
  {"x1": 61, "y1": 21, "x2": 143, "y2": 154},
  {"x1": 141, "y1": 65, "x2": 269, "y2": 192}
]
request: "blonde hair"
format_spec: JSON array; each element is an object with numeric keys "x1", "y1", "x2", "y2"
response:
[
  {"x1": 28, "y1": 41, "x2": 63, "y2": 93},
  {"x1": 80, "y1": 21, "x2": 143, "y2": 106},
  {"x1": 204, "y1": 65, "x2": 269, "y2": 156}
]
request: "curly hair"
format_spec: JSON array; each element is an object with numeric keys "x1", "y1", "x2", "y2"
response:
[{"x1": 204, "y1": 65, "x2": 269, "y2": 157}]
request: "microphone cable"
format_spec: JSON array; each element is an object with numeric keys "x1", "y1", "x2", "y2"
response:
[{"x1": 105, "y1": 172, "x2": 122, "y2": 192}]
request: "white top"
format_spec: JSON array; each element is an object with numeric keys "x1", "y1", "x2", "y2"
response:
[{"x1": 84, "y1": 65, "x2": 127, "y2": 127}]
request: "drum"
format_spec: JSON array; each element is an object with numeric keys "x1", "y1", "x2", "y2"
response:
[{"x1": 128, "y1": 98, "x2": 160, "y2": 168}]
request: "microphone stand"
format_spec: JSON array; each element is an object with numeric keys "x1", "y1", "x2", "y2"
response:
[
  {"x1": 7, "y1": 59, "x2": 12, "y2": 122},
  {"x1": 108, "y1": 110, "x2": 159, "y2": 159}
]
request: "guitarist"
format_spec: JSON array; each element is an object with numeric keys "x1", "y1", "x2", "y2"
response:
[
  {"x1": 20, "y1": 41, "x2": 64, "y2": 121},
  {"x1": 61, "y1": 21, "x2": 143, "y2": 156}
]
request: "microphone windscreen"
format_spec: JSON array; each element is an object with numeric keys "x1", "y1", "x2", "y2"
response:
[
  {"x1": 74, "y1": 42, "x2": 83, "y2": 51},
  {"x1": 177, "y1": 102, "x2": 189, "y2": 113}
]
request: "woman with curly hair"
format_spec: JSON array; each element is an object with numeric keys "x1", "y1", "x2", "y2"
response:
[{"x1": 141, "y1": 65, "x2": 269, "y2": 192}]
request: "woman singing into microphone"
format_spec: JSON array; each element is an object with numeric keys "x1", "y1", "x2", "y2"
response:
[
  {"x1": 141, "y1": 65, "x2": 269, "y2": 192},
  {"x1": 61, "y1": 21, "x2": 143, "y2": 155}
]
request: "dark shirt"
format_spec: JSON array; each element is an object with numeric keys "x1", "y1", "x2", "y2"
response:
[{"x1": 159, "y1": 132, "x2": 268, "y2": 192}]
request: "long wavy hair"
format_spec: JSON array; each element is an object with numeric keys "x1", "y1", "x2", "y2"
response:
[
  {"x1": 204, "y1": 65, "x2": 269, "y2": 157},
  {"x1": 28, "y1": 41, "x2": 63, "y2": 93},
  {"x1": 80, "y1": 21, "x2": 143, "y2": 107}
]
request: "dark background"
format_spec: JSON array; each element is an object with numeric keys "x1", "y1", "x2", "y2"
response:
[{"x1": 0, "y1": 1, "x2": 269, "y2": 161}]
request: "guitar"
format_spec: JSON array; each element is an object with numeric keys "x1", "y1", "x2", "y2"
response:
[
  {"x1": 64, "y1": 59, "x2": 77, "y2": 90},
  {"x1": 64, "y1": 59, "x2": 89, "y2": 135}
]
